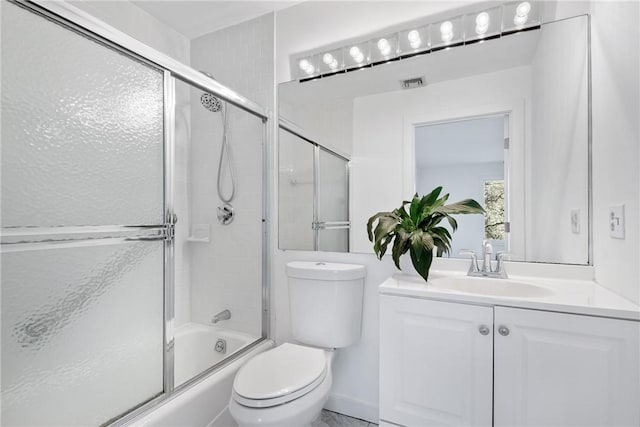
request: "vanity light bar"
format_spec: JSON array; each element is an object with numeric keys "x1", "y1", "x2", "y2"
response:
[{"x1": 295, "y1": 1, "x2": 540, "y2": 80}]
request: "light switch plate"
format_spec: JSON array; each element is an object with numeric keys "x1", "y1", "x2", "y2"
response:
[
  {"x1": 571, "y1": 209, "x2": 580, "y2": 234},
  {"x1": 609, "y1": 205, "x2": 625, "y2": 239}
]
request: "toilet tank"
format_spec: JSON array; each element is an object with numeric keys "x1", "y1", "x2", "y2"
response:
[{"x1": 286, "y1": 262, "x2": 365, "y2": 348}]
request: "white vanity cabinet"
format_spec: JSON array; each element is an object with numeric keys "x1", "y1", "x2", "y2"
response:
[
  {"x1": 494, "y1": 307, "x2": 640, "y2": 427},
  {"x1": 380, "y1": 295, "x2": 640, "y2": 427},
  {"x1": 379, "y1": 295, "x2": 494, "y2": 426}
]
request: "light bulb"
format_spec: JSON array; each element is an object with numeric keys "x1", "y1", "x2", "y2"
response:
[
  {"x1": 476, "y1": 12, "x2": 489, "y2": 27},
  {"x1": 514, "y1": 13, "x2": 528, "y2": 26},
  {"x1": 476, "y1": 24, "x2": 488, "y2": 35},
  {"x1": 377, "y1": 38, "x2": 391, "y2": 56},
  {"x1": 329, "y1": 59, "x2": 338, "y2": 69},
  {"x1": 516, "y1": 2, "x2": 531, "y2": 17},
  {"x1": 440, "y1": 21, "x2": 453, "y2": 34},
  {"x1": 475, "y1": 12, "x2": 490, "y2": 35},
  {"x1": 349, "y1": 46, "x2": 361, "y2": 58},
  {"x1": 298, "y1": 59, "x2": 310, "y2": 71},
  {"x1": 322, "y1": 53, "x2": 334, "y2": 65},
  {"x1": 354, "y1": 52, "x2": 364, "y2": 63},
  {"x1": 305, "y1": 64, "x2": 315, "y2": 75},
  {"x1": 407, "y1": 30, "x2": 422, "y2": 49},
  {"x1": 440, "y1": 21, "x2": 453, "y2": 43},
  {"x1": 407, "y1": 30, "x2": 420, "y2": 43}
]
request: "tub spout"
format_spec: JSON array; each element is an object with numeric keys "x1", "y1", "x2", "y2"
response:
[{"x1": 211, "y1": 309, "x2": 231, "y2": 324}]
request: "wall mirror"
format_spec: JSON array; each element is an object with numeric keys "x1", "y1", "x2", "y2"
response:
[{"x1": 278, "y1": 14, "x2": 590, "y2": 265}]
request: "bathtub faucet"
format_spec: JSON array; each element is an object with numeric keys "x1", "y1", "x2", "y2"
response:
[{"x1": 211, "y1": 309, "x2": 231, "y2": 324}]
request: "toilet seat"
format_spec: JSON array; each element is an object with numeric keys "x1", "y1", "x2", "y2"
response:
[{"x1": 232, "y1": 343, "x2": 327, "y2": 408}]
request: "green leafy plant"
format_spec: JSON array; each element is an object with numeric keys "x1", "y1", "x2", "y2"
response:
[{"x1": 367, "y1": 187, "x2": 485, "y2": 282}]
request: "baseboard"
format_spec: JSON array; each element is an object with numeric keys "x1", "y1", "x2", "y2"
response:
[{"x1": 324, "y1": 393, "x2": 379, "y2": 424}]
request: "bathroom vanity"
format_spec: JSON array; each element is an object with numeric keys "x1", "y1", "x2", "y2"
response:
[{"x1": 379, "y1": 272, "x2": 640, "y2": 427}]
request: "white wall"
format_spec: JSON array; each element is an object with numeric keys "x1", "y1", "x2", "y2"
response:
[
  {"x1": 529, "y1": 15, "x2": 589, "y2": 265},
  {"x1": 69, "y1": 0, "x2": 189, "y2": 62},
  {"x1": 590, "y1": 1, "x2": 640, "y2": 304},
  {"x1": 279, "y1": 87, "x2": 354, "y2": 157},
  {"x1": 278, "y1": 129, "x2": 315, "y2": 250},
  {"x1": 349, "y1": 66, "x2": 531, "y2": 257},
  {"x1": 189, "y1": 14, "x2": 274, "y2": 335}
]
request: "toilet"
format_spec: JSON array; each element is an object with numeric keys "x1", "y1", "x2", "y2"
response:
[{"x1": 229, "y1": 261, "x2": 366, "y2": 427}]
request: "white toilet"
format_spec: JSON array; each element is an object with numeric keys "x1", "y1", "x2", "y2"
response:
[{"x1": 229, "y1": 261, "x2": 366, "y2": 427}]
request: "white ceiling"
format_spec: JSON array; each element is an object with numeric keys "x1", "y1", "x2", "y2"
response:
[{"x1": 131, "y1": 0, "x2": 299, "y2": 39}]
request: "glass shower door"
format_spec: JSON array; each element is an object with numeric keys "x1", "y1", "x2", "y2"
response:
[
  {"x1": 316, "y1": 148, "x2": 350, "y2": 252},
  {"x1": 1, "y1": 2, "x2": 166, "y2": 425}
]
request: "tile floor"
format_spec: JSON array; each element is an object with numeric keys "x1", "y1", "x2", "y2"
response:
[{"x1": 320, "y1": 410, "x2": 378, "y2": 427}]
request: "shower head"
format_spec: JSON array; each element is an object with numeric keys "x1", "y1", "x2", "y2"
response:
[
  {"x1": 201, "y1": 93, "x2": 222, "y2": 112},
  {"x1": 200, "y1": 71, "x2": 222, "y2": 112}
]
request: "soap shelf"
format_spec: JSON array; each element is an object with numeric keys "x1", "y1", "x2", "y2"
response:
[{"x1": 187, "y1": 224, "x2": 210, "y2": 243}]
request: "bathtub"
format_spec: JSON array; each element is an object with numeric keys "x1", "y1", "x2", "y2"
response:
[
  {"x1": 174, "y1": 322, "x2": 258, "y2": 387},
  {"x1": 129, "y1": 322, "x2": 273, "y2": 427}
]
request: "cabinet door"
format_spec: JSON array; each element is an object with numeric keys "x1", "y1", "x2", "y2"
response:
[
  {"x1": 494, "y1": 307, "x2": 640, "y2": 426},
  {"x1": 380, "y1": 295, "x2": 493, "y2": 426}
]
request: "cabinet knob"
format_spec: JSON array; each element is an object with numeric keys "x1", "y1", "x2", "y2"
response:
[
  {"x1": 498, "y1": 326, "x2": 510, "y2": 336},
  {"x1": 478, "y1": 325, "x2": 490, "y2": 335}
]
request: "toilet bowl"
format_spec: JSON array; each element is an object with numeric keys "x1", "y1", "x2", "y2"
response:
[
  {"x1": 228, "y1": 343, "x2": 333, "y2": 427},
  {"x1": 228, "y1": 262, "x2": 365, "y2": 427}
]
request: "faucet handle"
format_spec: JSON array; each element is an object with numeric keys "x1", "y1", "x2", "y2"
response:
[
  {"x1": 496, "y1": 251, "x2": 511, "y2": 262},
  {"x1": 495, "y1": 252, "x2": 511, "y2": 278},
  {"x1": 459, "y1": 249, "x2": 477, "y2": 259},
  {"x1": 459, "y1": 249, "x2": 480, "y2": 273}
]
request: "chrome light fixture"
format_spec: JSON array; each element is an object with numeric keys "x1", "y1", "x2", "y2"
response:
[{"x1": 294, "y1": 1, "x2": 542, "y2": 80}]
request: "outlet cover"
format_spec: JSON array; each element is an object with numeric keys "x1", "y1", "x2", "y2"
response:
[{"x1": 609, "y1": 205, "x2": 625, "y2": 239}]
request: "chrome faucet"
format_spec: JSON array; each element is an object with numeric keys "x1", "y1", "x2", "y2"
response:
[
  {"x1": 460, "y1": 242, "x2": 509, "y2": 279},
  {"x1": 211, "y1": 309, "x2": 231, "y2": 324},
  {"x1": 481, "y1": 240, "x2": 493, "y2": 273}
]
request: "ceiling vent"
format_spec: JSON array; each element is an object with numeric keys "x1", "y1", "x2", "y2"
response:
[{"x1": 400, "y1": 76, "x2": 426, "y2": 89}]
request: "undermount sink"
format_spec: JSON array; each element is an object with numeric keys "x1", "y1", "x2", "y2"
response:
[{"x1": 429, "y1": 276, "x2": 555, "y2": 298}]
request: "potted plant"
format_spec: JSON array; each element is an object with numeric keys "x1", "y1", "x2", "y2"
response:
[{"x1": 367, "y1": 186, "x2": 485, "y2": 282}]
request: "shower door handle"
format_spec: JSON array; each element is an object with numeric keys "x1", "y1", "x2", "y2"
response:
[
  {"x1": 124, "y1": 235, "x2": 164, "y2": 242},
  {"x1": 312, "y1": 221, "x2": 351, "y2": 230}
]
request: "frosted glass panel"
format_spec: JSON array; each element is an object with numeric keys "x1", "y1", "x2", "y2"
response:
[
  {"x1": 1, "y1": 2, "x2": 164, "y2": 228},
  {"x1": 318, "y1": 149, "x2": 349, "y2": 252},
  {"x1": 318, "y1": 149, "x2": 348, "y2": 221},
  {"x1": 278, "y1": 129, "x2": 314, "y2": 250},
  {"x1": 1, "y1": 240, "x2": 164, "y2": 426},
  {"x1": 318, "y1": 228, "x2": 349, "y2": 252}
]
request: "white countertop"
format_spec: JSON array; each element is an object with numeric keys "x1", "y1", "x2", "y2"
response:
[{"x1": 379, "y1": 271, "x2": 640, "y2": 321}]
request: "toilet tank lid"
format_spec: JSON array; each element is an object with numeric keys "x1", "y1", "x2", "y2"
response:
[{"x1": 286, "y1": 261, "x2": 366, "y2": 280}]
